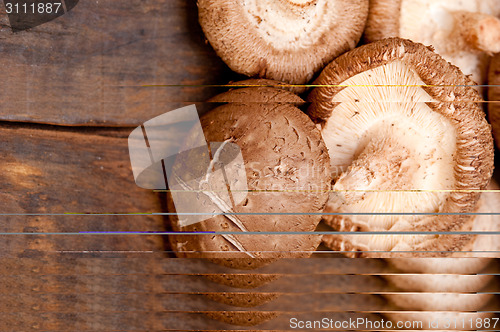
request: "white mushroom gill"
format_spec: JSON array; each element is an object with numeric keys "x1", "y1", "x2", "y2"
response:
[
  {"x1": 321, "y1": 61, "x2": 458, "y2": 250},
  {"x1": 399, "y1": 0, "x2": 500, "y2": 83},
  {"x1": 240, "y1": 0, "x2": 336, "y2": 51}
]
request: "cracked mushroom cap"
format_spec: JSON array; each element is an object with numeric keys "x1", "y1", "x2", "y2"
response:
[
  {"x1": 364, "y1": 0, "x2": 500, "y2": 84},
  {"x1": 307, "y1": 38, "x2": 494, "y2": 258},
  {"x1": 198, "y1": 0, "x2": 369, "y2": 85},
  {"x1": 168, "y1": 84, "x2": 332, "y2": 269}
]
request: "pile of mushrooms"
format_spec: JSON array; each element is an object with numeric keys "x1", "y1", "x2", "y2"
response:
[{"x1": 165, "y1": 0, "x2": 500, "y2": 327}]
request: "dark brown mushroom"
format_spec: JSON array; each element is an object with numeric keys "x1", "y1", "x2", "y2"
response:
[{"x1": 168, "y1": 83, "x2": 332, "y2": 268}]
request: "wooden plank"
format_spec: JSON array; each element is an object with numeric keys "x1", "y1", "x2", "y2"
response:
[
  {"x1": 0, "y1": 0, "x2": 237, "y2": 126},
  {"x1": 0, "y1": 123, "x2": 166, "y2": 254}
]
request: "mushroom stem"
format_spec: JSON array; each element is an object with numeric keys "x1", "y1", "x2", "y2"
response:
[
  {"x1": 451, "y1": 11, "x2": 500, "y2": 54},
  {"x1": 334, "y1": 137, "x2": 415, "y2": 203}
]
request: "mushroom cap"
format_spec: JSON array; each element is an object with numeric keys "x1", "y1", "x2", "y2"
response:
[
  {"x1": 198, "y1": 0, "x2": 369, "y2": 85},
  {"x1": 384, "y1": 291, "x2": 494, "y2": 311},
  {"x1": 364, "y1": 0, "x2": 500, "y2": 83},
  {"x1": 386, "y1": 292, "x2": 493, "y2": 312},
  {"x1": 222, "y1": 78, "x2": 308, "y2": 95},
  {"x1": 388, "y1": 257, "x2": 492, "y2": 274},
  {"x1": 208, "y1": 79, "x2": 305, "y2": 104},
  {"x1": 204, "y1": 292, "x2": 280, "y2": 307},
  {"x1": 204, "y1": 273, "x2": 281, "y2": 289},
  {"x1": 307, "y1": 38, "x2": 494, "y2": 257},
  {"x1": 204, "y1": 310, "x2": 279, "y2": 327},
  {"x1": 488, "y1": 53, "x2": 500, "y2": 149},
  {"x1": 168, "y1": 86, "x2": 332, "y2": 267},
  {"x1": 385, "y1": 273, "x2": 494, "y2": 293}
]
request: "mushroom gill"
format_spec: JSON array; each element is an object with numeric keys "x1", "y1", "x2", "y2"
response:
[{"x1": 308, "y1": 38, "x2": 495, "y2": 257}]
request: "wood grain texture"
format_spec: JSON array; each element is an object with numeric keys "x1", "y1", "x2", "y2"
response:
[
  {"x1": 0, "y1": 256, "x2": 390, "y2": 330},
  {"x1": 0, "y1": 0, "x2": 237, "y2": 126},
  {"x1": 0, "y1": 124, "x2": 173, "y2": 330}
]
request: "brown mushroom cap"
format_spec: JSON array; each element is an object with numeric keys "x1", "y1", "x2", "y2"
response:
[
  {"x1": 204, "y1": 310, "x2": 279, "y2": 327},
  {"x1": 223, "y1": 78, "x2": 307, "y2": 96},
  {"x1": 307, "y1": 38, "x2": 494, "y2": 257},
  {"x1": 198, "y1": 0, "x2": 369, "y2": 85},
  {"x1": 208, "y1": 79, "x2": 305, "y2": 105},
  {"x1": 204, "y1": 292, "x2": 280, "y2": 307},
  {"x1": 168, "y1": 86, "x2": 332, "y2": 268},
  {"x1": 488, "y1": 53, "x2": 500, "y2": 149},
  {"x1": 204, "y1": 273, "x2": 281, "y2": 289},
  {"x1": 364, "y1": 0, "x2": 500, "y2": 84}
]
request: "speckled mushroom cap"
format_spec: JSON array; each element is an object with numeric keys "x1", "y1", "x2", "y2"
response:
[
  {"x1": 198, "y1": 0, "x2": 369, "y2": 85},
  {"x1": 488, "y1": 53, "x2": 500, "y2": 149},
  {"x1": 204, "y1": 292, "x2": 280, "y2": 308},
  {"x1": 208, "y1": 79, "x2": 306, "y2": 104},
  {"x1": 204, "y1": 311, "x2": 279, "y2": 327},
  {"x1": 364, "y1": 0, "x2": 500, "y2": 84},
  {"x1": 168, "y1": 85, "x2": 331, "y2": 268},
  {"x1": 307, "y1": 38, "x2": 494, "y2": 258},
  {"x1": 214, "y1": 78, "x2": 308, "y2": 96}
]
